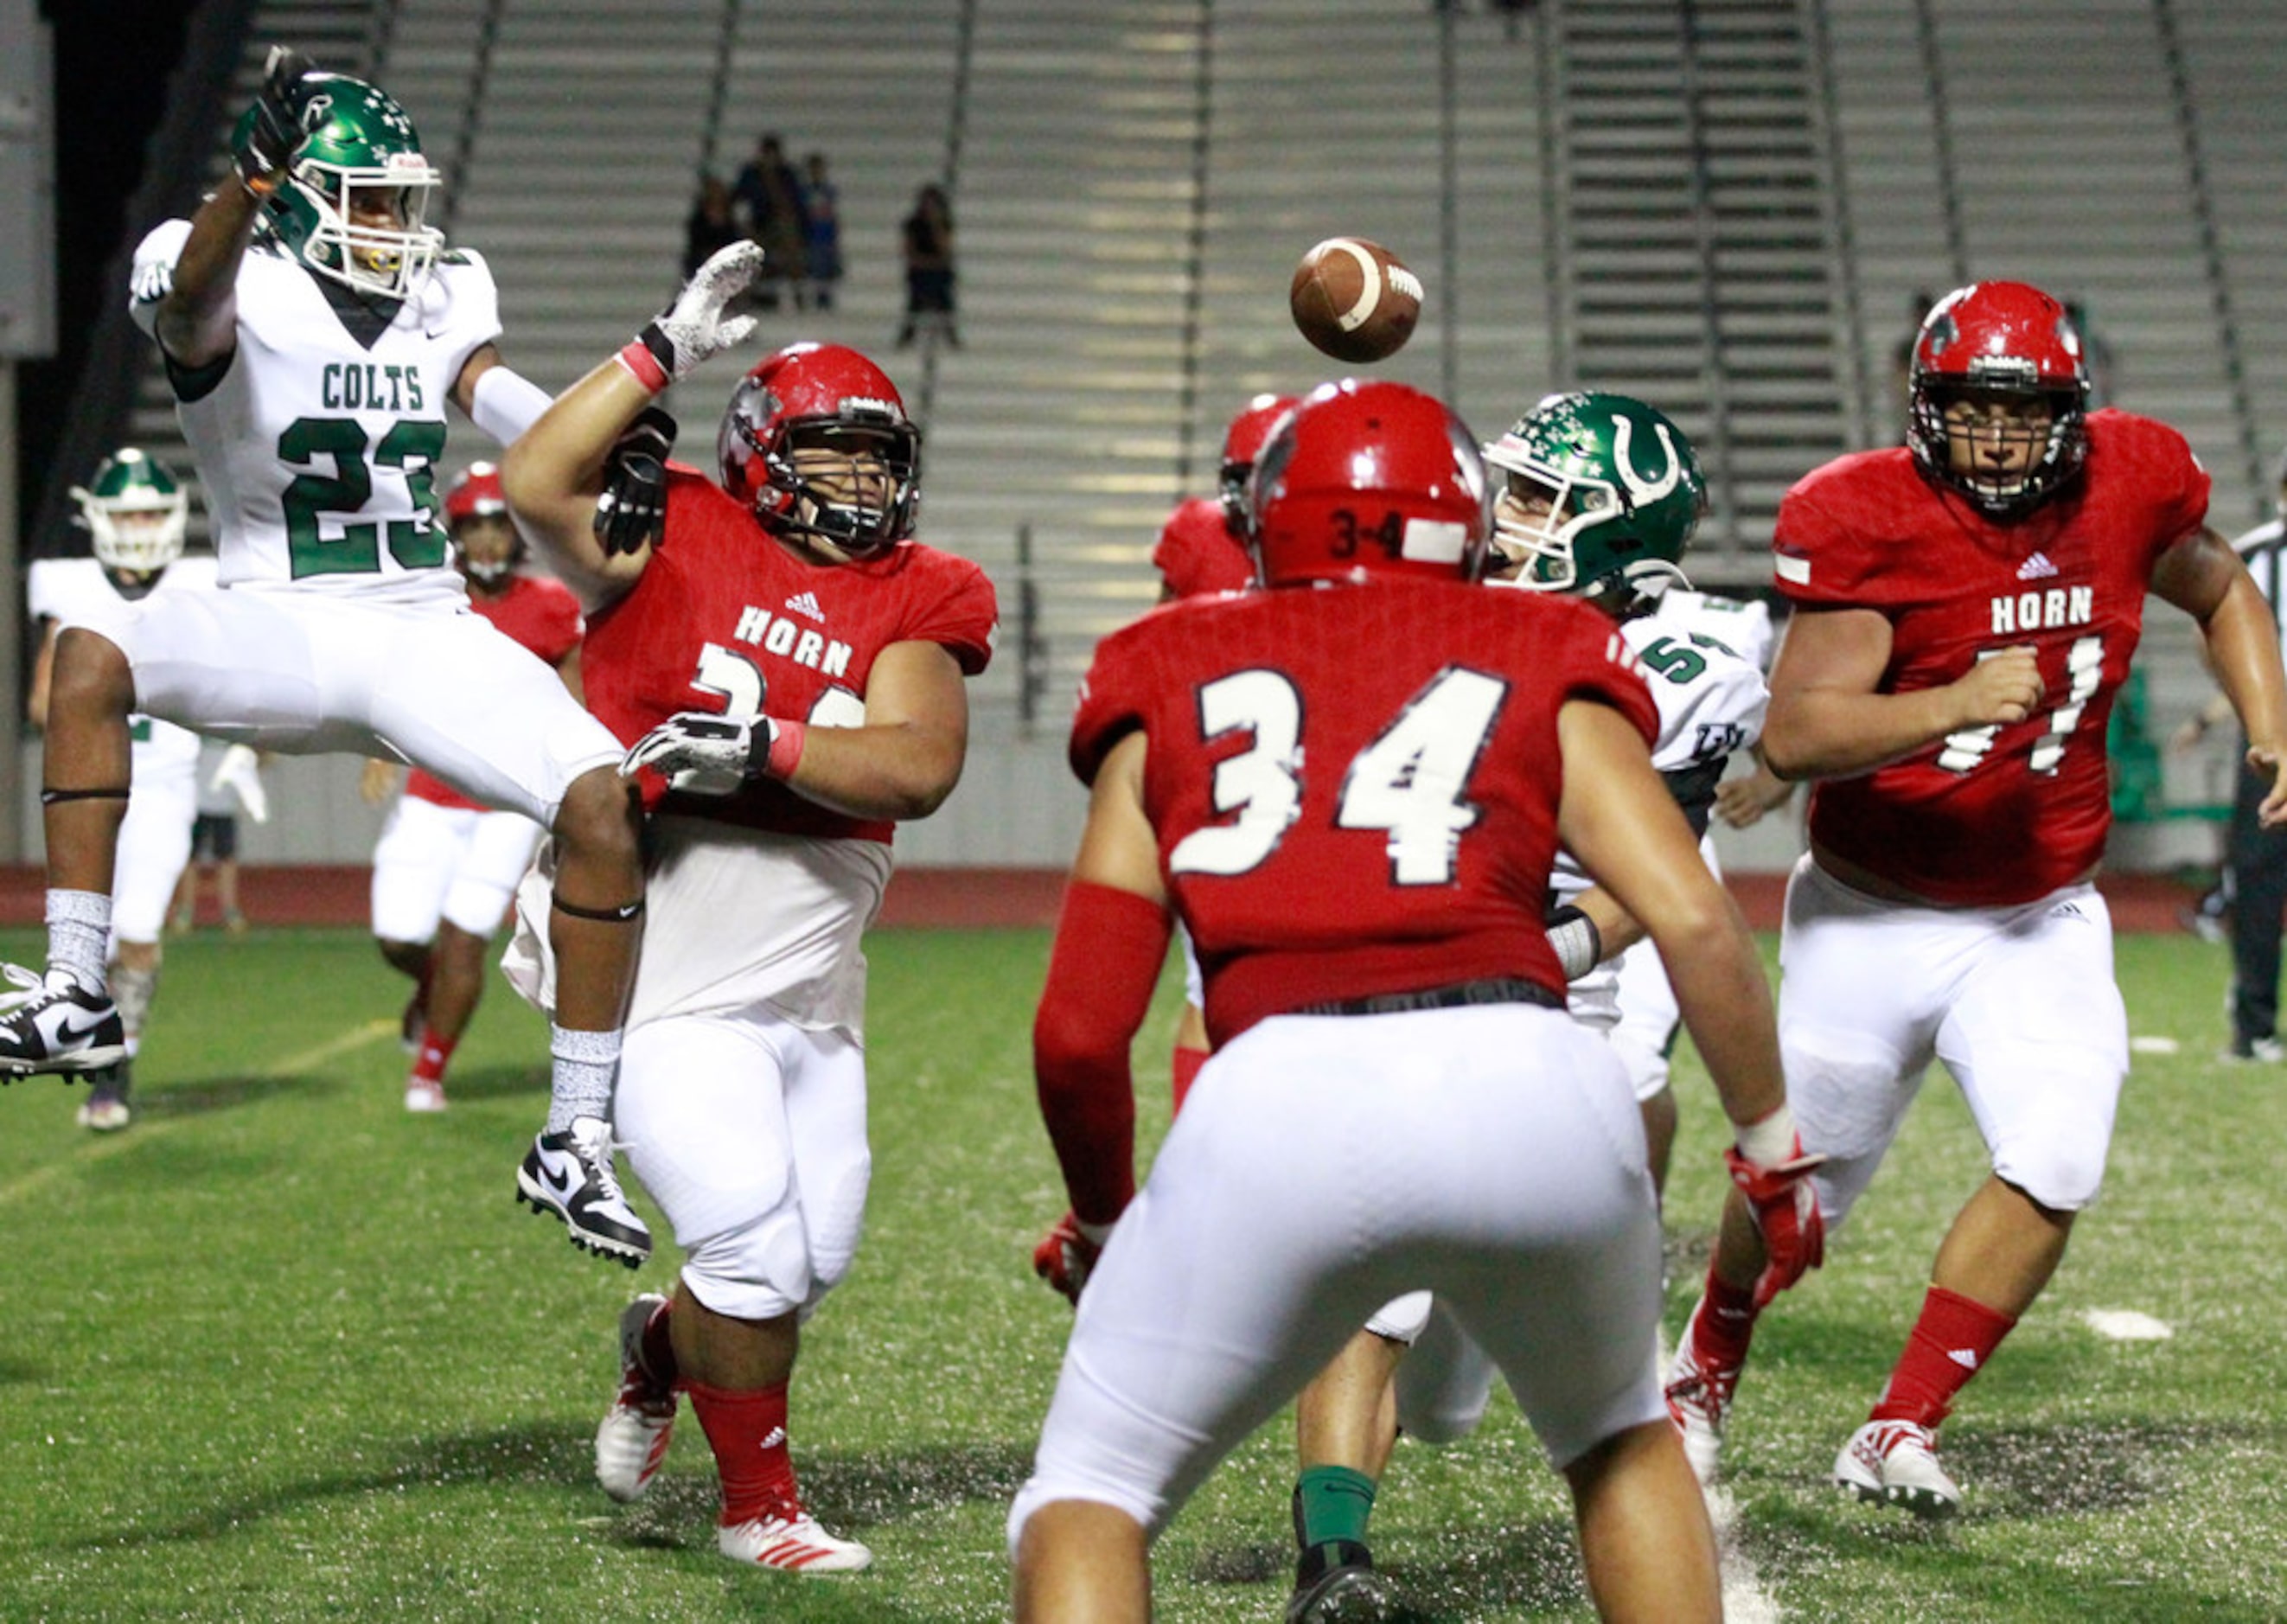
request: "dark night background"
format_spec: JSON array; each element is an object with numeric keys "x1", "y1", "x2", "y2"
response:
[{"x1": 21, "y1": 0, "x2": 195, "y2": 537}]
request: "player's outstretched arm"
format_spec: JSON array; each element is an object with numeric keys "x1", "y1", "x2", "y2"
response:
[
  {"x1": 1032, "y1": 733, "x2": 1172, "y2": 1279},
  {"x1": 1557, "y1": 697, "x2": 1822, "y2": 1291},
  {"x1": 1556, "y1": 699, "x2": 1781, "y2": 1128},
  {"x1": 156, "y1": 47, "x2": 316, "y2": 368},
  {"x1": 2154, "y1": 525, "x2": 2287, "y2": 824},
  {"x1": 502, "y1": 241, "x2": 767, "y2": 609},
  {"x1": 499, "y1": 359, "x2": 661, "y2": 609},
  {"x1": 1761, "y1": 604, "x2": 2041, "y2": 780}
]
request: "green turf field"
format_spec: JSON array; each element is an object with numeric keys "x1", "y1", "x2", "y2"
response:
[{"x1": 0, "y1": 924, "x2": 2280, "y2": 1621}]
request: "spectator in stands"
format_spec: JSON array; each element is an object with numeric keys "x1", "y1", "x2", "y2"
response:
[
  {"x1": 798, "y1": 152, "x2": 844, "y2": 312},
  {"x1": 897, "y1": 182, "x2": 958, "y2": 349},
  {"x1": 683, "y1": 173, "x2": 743, "y2": 285},
  {"x1": 1488, "y1": 0, "x2": 1536, "y2": 37},
  {"x1": 733, "y1": 132, "x2": 807, "y2": 312}
]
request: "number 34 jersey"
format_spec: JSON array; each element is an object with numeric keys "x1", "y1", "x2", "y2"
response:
[
  {"x1": 1773, "y1": 407, "x2": 2207, "y2": 906},
  {"x1": 129, "y1": 219, "x2": 496, "y2": 598},
  {"x1": 1071, "y1": 579, "x2": 1658, "y2": 1047}
]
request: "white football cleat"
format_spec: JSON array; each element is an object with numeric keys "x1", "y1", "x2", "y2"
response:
[
  {"x1": 1833, "y1": 1419, "x2": 1962, "y2": 1519},
  {"x1": 0, "y1": 968, "x2": 127, "y2": 1078},
  {"x1": 403, "y1": 1078, "x2": 448, "y2": 1113},
  {"x1": 516, "y1": 1115, "x2": 651, "y2": 1266},
  {"x1": 1663, "y1": 1328, "x2": 1739, "y2": 1484},
  {"x1": 596, "y1": 1293, "x2": 676, "y2": 1502},
  {"x1": 718, "y1": 1511, "x2": 872, "y2": 1573}
]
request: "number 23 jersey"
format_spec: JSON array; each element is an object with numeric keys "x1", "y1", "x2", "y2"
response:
[
  {"x1": 130, "y1": 219, "x2": 495, "y2": 598},
  {"x1": 1071, "y1": 579, "x2": 1658, "y2": 1046},
  {"x1": 1772, "y1": 407, "x2": 2207, "y2": 905}
]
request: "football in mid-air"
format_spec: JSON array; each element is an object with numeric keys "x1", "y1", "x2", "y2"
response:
[{"x1": 1289, "y1": 237, "x2": 1422, "y2": 364}]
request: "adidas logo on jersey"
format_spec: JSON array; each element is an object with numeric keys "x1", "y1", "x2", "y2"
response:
[
  {"x1": 2016, "y1": 552, "x2": 2060, "y2": 581},
  {"x1": 785, "y1": 591, "x2": 824, "y2": 621}
]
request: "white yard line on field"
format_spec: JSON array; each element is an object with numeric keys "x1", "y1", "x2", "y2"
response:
[
  {"x1": 1706, "y1": 1481, "x2": 1786, "y2": 1623},
  {"x1": 0, "y1": 1018, "x2": 397, "y2": 1207}
]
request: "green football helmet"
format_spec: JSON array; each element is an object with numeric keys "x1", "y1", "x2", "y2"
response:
[
  {"x1": 1480, "y1": 391, "x2": 1705, "y2": 611},
  {"x1": 70, "y1": 448, "x2": 188, "y2": 572},
  {"x1": 240, "y1": 73, "x2": 443, "y2": 299}
]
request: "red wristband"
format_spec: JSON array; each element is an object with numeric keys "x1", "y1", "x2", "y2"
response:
[
  {"x1": 615, "y1": 340, "x2": 670, "y2": 394},
  {"x1": 761, "y1": 718, "x2": 807, "y2": 780}
]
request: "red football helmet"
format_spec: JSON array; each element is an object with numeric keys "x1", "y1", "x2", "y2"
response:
[
  {"x1": 444, "y1": 462, "x2": 506, "y2": 523},
  {"x1": 443, "y1": 462, "x2": 519, "y2": 582},
  {"x1": 1244, "y1": 380, "x2": 1489, "y2": 589},
  {"x1": 1217, "y1": 392, "x2": 1300, "y2": 535},
  {"x1": 718, "y1": 342, "x2": 920, "y2": 558},
  {"x1": 1907, "y1": 281, "x2": 2090, "y2": 516}
]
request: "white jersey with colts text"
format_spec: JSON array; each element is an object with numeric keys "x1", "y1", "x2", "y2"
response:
[{"x1": 129, "y1": 220, "x2": 498, "y2": 600}]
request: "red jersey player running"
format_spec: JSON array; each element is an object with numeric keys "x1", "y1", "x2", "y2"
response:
[
  {"x1": 1664, "y1": 281, "x2": 2287, "y2": 1515},
  {"x1": 365, "y1": 464, "x2": 585, "y2": 1112},
  {"x1": 1011, "y1": 380, "x2": 1817, "y2": 1623},
  {"x1": 502, "y1": 241, "x2": 997, "y2": 1574}
]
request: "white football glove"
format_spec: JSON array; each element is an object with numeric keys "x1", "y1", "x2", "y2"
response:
[
  {"x1": 629, "y1": 242, "x2": 766, "y2": 384},
  {"x1": 209, "y1": 744, "x2": 270, "y2": 824},
  {"x1": 619, "y1": 712, "x2": 770, "y2": 796}
]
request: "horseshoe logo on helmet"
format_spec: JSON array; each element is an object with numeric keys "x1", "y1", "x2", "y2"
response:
[{"x1": 1612, "y1": 416, "x2": 1682, "y2": 511}]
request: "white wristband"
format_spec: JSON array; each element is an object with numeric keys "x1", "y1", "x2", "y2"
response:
[
  {"x1": 1546, "y1": 906, "x2": 1602, "y2": 981},
  {"x1": 469, "y1": 362, "x2": 555, "y2": 446},
  {"x1": 1734, "y1": 1103, "x2": 1798, "y2": 1168}
]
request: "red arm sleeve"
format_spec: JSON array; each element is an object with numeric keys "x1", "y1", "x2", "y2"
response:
[{"x1": 1032, "y1": 878, "x2": 1173, "y2": 1225}]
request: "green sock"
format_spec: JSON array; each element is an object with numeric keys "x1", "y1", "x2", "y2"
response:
[{"x1": 1293, "y1": 1465, "x2": 1378, "y2": 1550}]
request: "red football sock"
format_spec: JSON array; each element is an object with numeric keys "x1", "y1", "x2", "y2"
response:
[
  {"x1": 687, "y1": 1379, "x2": 799, "y2": 1525},
  {"x1": 411, "y1": 1030, "x2": 458, "y2": 1084},
  {"x1": 1171, "y1": 1045, "x2": 1209, "y2": 1114},
  {"x1": 1869, "y1": 1285, "x2": 2017, "y2": 1428},
  {"x1": 1689, "y1": 1266, "x2": 1761, "y2": 1371}
]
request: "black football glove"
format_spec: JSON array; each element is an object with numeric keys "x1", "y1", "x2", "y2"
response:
[
  {"x1": 593, "y1": 406, "x2": 677, "y2": 557},
  {"x1": 233, "y1": 46, "x2": 319, "y2": 194}
]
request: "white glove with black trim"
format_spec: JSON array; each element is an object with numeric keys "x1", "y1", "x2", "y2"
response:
[
  {"x1": 629, "y1": 242, "x2": 766, "y2": 385},
  {"x1": 618, "y1": 712, "x2": 769, "y2": 796}
]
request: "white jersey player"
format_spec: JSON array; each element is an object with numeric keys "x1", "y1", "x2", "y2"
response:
[
  {"x1": 1577, "y1": 589, "x2": 1772, "y2": 1128},
  {"x1": 27, "y1": 451, "x2": 215, "y2": 1129},
  {"x1": 0, "y1": 50, "x2": 649, "y2": 1268}
]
